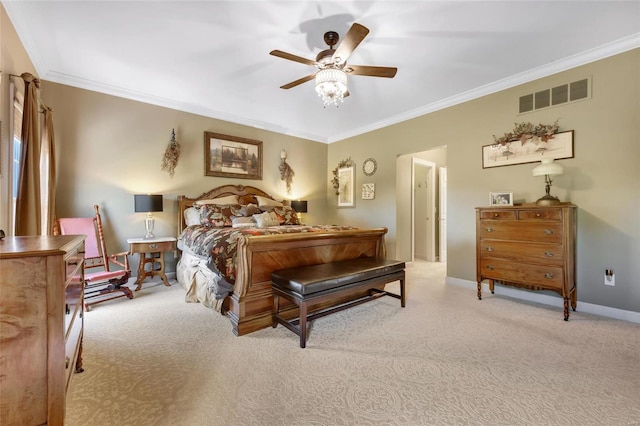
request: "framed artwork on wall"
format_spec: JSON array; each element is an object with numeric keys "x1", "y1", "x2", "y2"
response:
[
  {"x1": 490, "y1": 192, "x2": 513, "y2": 206},
  {"x1": 482, "y1": 130, "x2": 574, "y2": 169},
  {"x1": 362, "y1": 183, "x2": 375, "y2": 200},
  {"x1": 337, "y1": 166, "x2": 355, "y2": 207},
  {"x1": 204, "y1": 131, "x2": 262, "y2": 179}
]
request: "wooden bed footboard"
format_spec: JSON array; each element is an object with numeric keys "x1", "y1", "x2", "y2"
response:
[{"x1": 226, "y1": 228, "x2": 388, "y2": 336}]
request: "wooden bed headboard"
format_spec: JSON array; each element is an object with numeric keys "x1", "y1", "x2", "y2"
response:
[{"x1": 177, "y1": 184, "x2": 281, "y2": 234}]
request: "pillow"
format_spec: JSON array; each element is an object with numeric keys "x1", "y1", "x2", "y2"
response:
[
  {"x1": 195, "y1": 195, "x2": 239, "y2": 205},
  {"x1": 199, "y1": 204, "x2": 242, "y2": 227},
  {"x1": 235, "y1": 203, "x2": 261, "y2": 217},
  {"x1": 259, "y1": 205, "x2": 301, "y2": 225},
  {"x1": 253, "y1": 211, "x2": 280, "y2": 228},
  {"x1": 232, "y1": 216, "x2": 256, "y2": 228},
  {"x1": 255, "y1": 195, "x2": 283, "y2": 207},
  {"x1": 183, "y1": 207, "x2": 200, "y2": 226}
]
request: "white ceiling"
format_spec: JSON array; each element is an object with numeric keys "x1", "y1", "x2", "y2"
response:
[{"x1": 4, "y1": 1, "x2": 640, "y2": 143}]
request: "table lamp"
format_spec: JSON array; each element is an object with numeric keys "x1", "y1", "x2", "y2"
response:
[
  {"x1": 134, "y1": 194, "x2": 163, "y2": 238},
  {"x1": 532, "y1": 158, "x2": 564, "y2": 205},
  {"x1": 290, "y1": 200, "x2": 308, "y2": 219}
]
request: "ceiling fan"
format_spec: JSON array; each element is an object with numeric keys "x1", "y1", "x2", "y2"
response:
[{"x1": 270, "y1": 23, "x2": 397, "y2": 106}]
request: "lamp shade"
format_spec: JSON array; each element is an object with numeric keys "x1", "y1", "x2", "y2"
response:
[
  {"x1": 290, "y1": 200, "x2": 308, "y2": 213},
  {"x1": 532, "y1": 158, "x2": 564, "y2": 177},
  {"x1": 134, "y1": 194, "x2": 163, "y2": 213}
]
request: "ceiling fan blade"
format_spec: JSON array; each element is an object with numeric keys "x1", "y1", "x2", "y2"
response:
[
  {"x1": 332, "y1": 23, "x2": 369, "y2": 64},
  {"x1": 270, "y1": 50, "x2": 317, "y2": 66},
  {"x1": 280, "y1": 74, "x2": 316, "y2": 89},
  {"x1": 345, "y1": 65, "x2": 397, "y2": 78}
]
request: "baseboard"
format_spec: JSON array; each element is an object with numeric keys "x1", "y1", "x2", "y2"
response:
[{"x1": 446, "y1": 276, "x2": 640, "y2": 324}]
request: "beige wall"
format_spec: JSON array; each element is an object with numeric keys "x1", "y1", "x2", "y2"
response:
[
  {"x1": 0, "y1": 4, "x2": 38, "y2": 232},
  {"x1": 328, "y1": 49, "x2": 640, "y2": 313},
  {"x1": 39, "y1": 82, "x2": 327, "y2": 273}
]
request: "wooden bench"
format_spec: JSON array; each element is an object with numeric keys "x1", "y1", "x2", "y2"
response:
[{"x1": 271, "y1": 257, "x2": 406, "y2": 348}]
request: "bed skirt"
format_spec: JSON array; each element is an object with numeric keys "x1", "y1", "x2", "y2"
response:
[{"x1": 176, "y1": 251, "x2": 224, "y2": 312}]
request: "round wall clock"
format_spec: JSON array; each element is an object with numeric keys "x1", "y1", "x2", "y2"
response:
[{"x1": 363, "y1": 158, "x2": 377, "y2": 176}]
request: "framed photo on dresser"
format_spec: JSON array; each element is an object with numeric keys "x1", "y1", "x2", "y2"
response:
[{"x1": 489, "y1": 192, "x2": 513, "y2": 206}]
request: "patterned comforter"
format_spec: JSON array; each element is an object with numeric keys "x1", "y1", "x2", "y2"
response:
[{"x1": 179, "y1": 224, "x2": 356, "y2": 285}]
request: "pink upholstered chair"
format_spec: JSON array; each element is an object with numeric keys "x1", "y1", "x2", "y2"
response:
[{"x1": 56, "y1": 205, "x2": 133, "y2": 310}]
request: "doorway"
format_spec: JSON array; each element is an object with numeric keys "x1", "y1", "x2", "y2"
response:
[{"x1": 395, "y1": 147, "x2": 447, "y2": 264}]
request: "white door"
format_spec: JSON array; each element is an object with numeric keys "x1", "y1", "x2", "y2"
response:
[{"x1": 439, "y1": 166, "x2": 447, "y2": 262}]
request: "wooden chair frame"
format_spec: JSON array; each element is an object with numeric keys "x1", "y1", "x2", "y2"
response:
[{"x1": 55, "y1": 205, "x2": 133, "y2": 310}]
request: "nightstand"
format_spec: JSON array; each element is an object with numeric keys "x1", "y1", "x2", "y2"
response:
[{"x1": 127, "y1": 237, "x2": 177, "y2": 290}]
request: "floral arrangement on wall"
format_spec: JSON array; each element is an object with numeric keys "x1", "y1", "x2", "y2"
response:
[
  {"x1": 279, "y1": 151, "x2": 295, "y2": 195},
  {"x1": 161, "y1": 129, "x2": 180, "y2": 177},
  {"x1": 492, "y1": 119, "x2": 559, "y2": 147},
  {"x1": 331, "y1": 157, "x2": 354, "y2": 195}
]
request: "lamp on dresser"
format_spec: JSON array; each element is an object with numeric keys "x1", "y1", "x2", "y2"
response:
[
  {"x1": 532, "y1": 158, "x2": 564, "y2": 206},
  {"x1": 134, "y1": 194, "x2": 163, "y2": 238}
]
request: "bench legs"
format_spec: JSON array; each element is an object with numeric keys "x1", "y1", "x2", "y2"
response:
[{"x1": 272, "y1": 275, "x2": 405, "y2": 348}]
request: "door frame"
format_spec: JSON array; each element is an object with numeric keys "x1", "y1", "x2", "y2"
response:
[{"x1": 411, "y1": 158, "x2": 436, "y2": 262}]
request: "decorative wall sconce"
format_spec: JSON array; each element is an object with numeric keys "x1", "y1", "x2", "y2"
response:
[
  {"x1": 532, "y1": 158, "x2": 564, "y2": 205},
  {"x1": 279, "y1": 149, "x2": 295, "y2": 195},
  {"x1": 134, "y1": 194, "x2": 163, "y2": 238}
]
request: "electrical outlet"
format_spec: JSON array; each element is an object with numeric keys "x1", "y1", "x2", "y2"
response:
[{"x1": 604, "y1": 272, "x2": 615, "y2": 286}]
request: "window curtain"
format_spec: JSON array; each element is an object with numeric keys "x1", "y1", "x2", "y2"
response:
[
  {"x1": 14, "y1": 73, "x2": 55, "y2": 235},
  {"x1": 41, "y1": 106, "x2": 56, "y2": 235}
]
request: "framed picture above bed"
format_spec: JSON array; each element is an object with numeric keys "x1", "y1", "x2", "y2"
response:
[{"x1": 204, "y1": 131, "x2": 263, "y2": 179}]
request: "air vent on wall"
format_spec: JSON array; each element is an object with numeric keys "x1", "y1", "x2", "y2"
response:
[{"x1": 519, "y1": 77, "x2": 590, "y2": 114}]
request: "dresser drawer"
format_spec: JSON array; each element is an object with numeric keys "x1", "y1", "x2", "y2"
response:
[
  {"x1": 518, "y1": 209, "x2": 562, "y2": 221},
  {"x1": 64, "y1": 305, "x2": 83, "y2": 389},
  {"x1": 480, "y1": 210, "x2": 516, "y2": 220},
  {"x1": 129, "y1": 240, "x2": 175, "y2": 254},
  {"x1": 65, "y1": 275, "x2": 84, "y2": 335},
  {"x1": 65, "y1": 242, "x2": 84, "y2": 284},
  {"x1": 479, "y1": 239, "x2": 564, "y2": 266},
  {"x1": 478, "y1": 221, "x2": 563, "y2": 243},
  {"x1": 479, "y1": 259, "x2": 564, "y2": 290}
]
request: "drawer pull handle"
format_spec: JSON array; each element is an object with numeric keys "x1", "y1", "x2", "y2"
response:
[
  {"x1": 493, "y1": 213, "x2": 499, "y2": 217},
  {"x1": 486, "y1": 265, "x2": 494, "y2": 271},
  {"x1": 485, "y1": 227, "x2": 493, "y2": 233},
  {"x1": 544, "y1": 272, "x2": 555, "y2": 279},
  {"x1": 486, "y1": 246, "x2": 493, "y2": 252},
  {"x1": 149, "y1": 244, "x2": 159, "y2": 249},
  {"x1": 544, "y1": 251, "x2": 554, "y2": 257},
  {"x1": 544, "y1": 229, "x2": 554, "y2": 235},
  {"x1": 536, "y1": 213, "x2": 541, "y2": 217},
  {"x1": 65, "y1": 357, "x2": 70, "y2": 369}
]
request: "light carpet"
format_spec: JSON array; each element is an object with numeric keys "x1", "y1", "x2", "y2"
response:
[{"x1": 66, "y1": 262, "x2": 640, "y2": 426}]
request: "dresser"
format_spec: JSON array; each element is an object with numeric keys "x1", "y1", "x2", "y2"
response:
[
  {"x1": 476, "y1": 204, "x2": 577, "y2": 320},
  {"x1": 0, "y1": 235, "x2": 86, "y2": 425}
]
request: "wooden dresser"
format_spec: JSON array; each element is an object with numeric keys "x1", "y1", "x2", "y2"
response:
[
  {"x1": 0, "y1": 235, "x2": 86, "y2": 425},
  {"x1": 476, "y1": 204, "x2": 577, "y2": 320}
]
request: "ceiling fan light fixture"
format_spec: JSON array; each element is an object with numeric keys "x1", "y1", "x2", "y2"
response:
[{"x1": 315, "y1": 68, "x2": 348, "y2": 107}]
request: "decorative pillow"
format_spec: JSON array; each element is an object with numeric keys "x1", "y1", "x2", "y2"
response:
[
  {"x1": 199, "y1": 204, "x2": 242, "y2": 227},
  {"x1": 232, "y1": 216, "x2": 256, "y2": 228},
  {"x1": 255, "y1": 195, "x2": 283, "y2": 207},
  {"x1": 253, "y1": 211, "x2": 280, "y2": 228},
  {"x1": 259, "y1": 205, "x2": 301, "y2": 225},
  {"x1": 195, "y1": 195, "x2": 239, "y2": 205},
  {"x1": 235, "y1": 203, "x2": 261, "y2": 217},
  {"x1": 183, "y1": 207, "x2": 200, "y2": 227}
]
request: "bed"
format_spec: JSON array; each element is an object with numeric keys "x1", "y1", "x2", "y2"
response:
[{"x1": 176, "y1": 184, "x2": 388, "y2": 336}]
